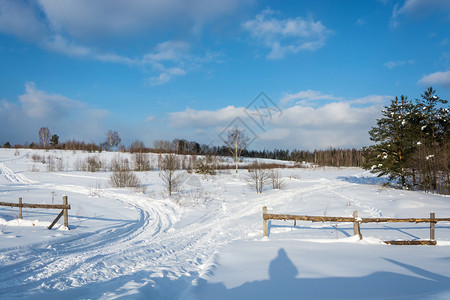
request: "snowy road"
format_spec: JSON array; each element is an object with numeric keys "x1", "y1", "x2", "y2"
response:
[{"x1": 0, "y1": 158, "x2": 267, "y2": 299}]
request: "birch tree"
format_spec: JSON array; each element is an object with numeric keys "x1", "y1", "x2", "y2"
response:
[
  {"x1": 39, "y1": 127, "x2": 50, "y2": 148},
  {"x1": 105, "y1": 130, "x2": 121, "y2": 151},
  {"x1": 225, "y1": 126, "x2": 249, "y2": 173}
]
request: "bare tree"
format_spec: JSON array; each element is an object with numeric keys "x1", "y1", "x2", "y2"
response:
[
  {"x1": 133, "y1": 152, "x2": 151, "y2": 171},
  {"x1": 247, "y1": 161, "x2": 271, "y2": 193},
  {"x1": 39, "y1": 127, "x2": 50, "y2": 148},
  {"x1": 159, "y1": 153, "x2": 184, "y2": 197},
  {"x1": 225, "y1": 126, "x2": 249, "y2": 173},
  {"x1": 129, "y1": 140, "x2": 145, "y2": 153},
  {"x1": 130, "y1": 140, "x2": 150, "y2": 171},
  {"x1": 271, "y1": 169, "x2": 287, "y2": 190},
  {"x1": 105, "y1": 130, "x2": 121, "y2": 151}
]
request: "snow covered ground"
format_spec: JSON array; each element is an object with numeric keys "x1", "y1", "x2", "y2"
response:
[{"x1": 0, "y1": 149, "x2": 449, "y2": 299}]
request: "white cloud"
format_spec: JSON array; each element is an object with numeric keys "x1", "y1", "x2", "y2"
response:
[
  {"x1": 268, "y1": 103, "x2": 355, "y2": 129},
  {"x1": 242, "y1": 9, "x2": 331, "y2": 59},
  {"x1": 144, "y1": 41, "x2": 191, "y2": 85},
  {"x1": 348, "y1": 95, "x2": 392, "y2": 105},
  {"x1": 0, "y1": 83, "x2": 109, "y2": 144},
  {"x1": 396, "y1": 0, "x2": 450, "y2": 16},
  {"x1": 169, "y1": 106, "x2": 247, "y2": 128},
  {"x1": 391, "y1": 0, "x2": 450, "y2": 27},
  {"x1": 0, "y1": 0, "x2": 47, "y2": 42},
  {"x1": 40, "y1": 37, "x2": 193, "y2": 85},
  {"x1": 0, "y1": 0, "x2": 237, "y2": 86},
  {"x1": 280, "y1": 90, "x2": 342, "y2": 106},
  {"x1": 149, "y1": 68, "x2": 187, "y2": 86},
  {"x1": 43, "y1": 36, "x2": 191, "y2": 85},
  {"x1": 145, "y1": 115, "x2": 155, "y2": 122},
  {"x1": 383, "y1": 59, "x2": 414, "y2": 69},
  {"x1": 418, "y1": 70, "x2": 450, "y2": 87},
  {"x1": 259, "y1": 128, "x2": 290, "y2": 141},
  {"x1": 43, "y1": 35, "x2": 92, "y2": 58},
  {"x1": 37, "y1": 0, "x2": 249, "y2": 40},
  {"x1": 19, "y1": 82, "x2": 83, "y2": 119},
  {"x1": 265, "y1": 102, "x2": 381, "y2": 149},
  {"x1": 143, "y1": 41, "x2": 191, "y2": 62},
  {"x1": 167, "y1": 92, "x2": 387, "y2": 150}
]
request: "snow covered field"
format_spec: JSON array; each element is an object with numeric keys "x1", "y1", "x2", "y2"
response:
[{"x1": 0, "y1": 149, "x2": 449, "y2": 299}]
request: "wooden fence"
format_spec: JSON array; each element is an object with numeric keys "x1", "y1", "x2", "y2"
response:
[
  {"x1": 262, "y1": 206, "x2": 450, "y2": 245},
  {"x1": 0, "y1": 196, "x2": 71, "y2": 230}
]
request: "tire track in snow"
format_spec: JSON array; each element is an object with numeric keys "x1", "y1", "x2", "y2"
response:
[
  {"x1": 0, "y1": 163, "x2": 35, "y2": 184},
  {"x1": 0, "y1": 180, "x2": 176, "y2": 297},
  {"x1": 0, "y1": 156, "x2": 257, "y2": 297},
  {"x1": 0, "y1": 180, "x2": 270, "y2": 298}
]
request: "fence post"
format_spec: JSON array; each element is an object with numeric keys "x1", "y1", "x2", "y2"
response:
[
  {"x1": 63, "y1": 196, "x2": 69, "y2": 229},
  {"x1": 263, "y1": 206, "x2": 268, "y2": 237},
  {"x1": 430, "y1": 212, "x2": 435, "y2": 240},
  {"x1": 353, "y1": 210, "x2": 362, "y2": 240},
  {"x1": 19, "y1": 197, "x2": 23, "y2": 219}
]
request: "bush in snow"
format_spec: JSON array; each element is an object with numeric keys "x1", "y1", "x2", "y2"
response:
[
  {"x1": 110, "y1": 155, "x2": 141, "y2": 188},
  {"x1": 247, "y1": 161, "x2": 271, "y2": 194},
  {"x1": 110, "y1": 167, "x2": 141, "y2": 188}
]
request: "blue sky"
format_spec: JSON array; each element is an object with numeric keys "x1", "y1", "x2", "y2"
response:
[{"x1": 0, "y1": 0, "x2": 449, "y2": 150}]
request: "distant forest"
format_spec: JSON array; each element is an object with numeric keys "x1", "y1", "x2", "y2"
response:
[{"x1": 2, "y1": 137, "x2": 366, "y2": 169}]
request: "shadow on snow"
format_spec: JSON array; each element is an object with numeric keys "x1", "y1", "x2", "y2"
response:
[{"x1": 194, "y1": 248, "x2": 450, "y2": 300}]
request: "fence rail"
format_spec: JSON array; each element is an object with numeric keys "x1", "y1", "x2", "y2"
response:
[
  {"x1": 0, "y1": 201, "x2": 70, "y2": 210},
  {"x1": 0, "y1": 196, "x2": 71, "y2": 229},
  {"x1": 262, "y1": 206, "x2": 450, "y2": 245}
]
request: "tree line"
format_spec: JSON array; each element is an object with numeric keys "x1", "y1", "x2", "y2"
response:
[{"x1": 3, "y1": 129, "x2": 367, "y2": 168}]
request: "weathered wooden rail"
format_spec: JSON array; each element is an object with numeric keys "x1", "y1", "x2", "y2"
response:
[
  {"x1": 0, "y1": 196, "x2": 71, "y2": 229},
  {"x1": 262, "y1": 206, "x2": 450, "y2": 245}
]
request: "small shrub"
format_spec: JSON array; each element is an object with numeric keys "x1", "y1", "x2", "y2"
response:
[
  {"x1": 186, "y1": 187, "x2": 212, "y2": 206},
  {"x1": 195, "y1": 156, "x2": 216, "y2": 175},
  {"x1": 31, "y1": 153, "x2": 42, "y2": 163},
  {"x1": 73, "y1": 157, "x2": 85, "y2": 171},
  {"x1": 46, "y1": 155, "x2": 56, "y2": 172},
  {"x1": 247, "y1": 161, "x2": 271, "y2": 194},
  {"x1": 271, "y1": 170, "x2": 287, "y2": 190},
  {"x1": 57, "y1": 157, "x2": 65, "y2": 171},
  {"x1": 110, "y1": 168, "x2": 141, "y2": 188},
  {"x1": 87, "y1": 156, "x2": 102, "y2": 172},
  {"x1": 109, "y1": 155, "x2": 140, "y2": 188},
  {"x1": 111, "y1": 155, "x2": 129, "y2": 172},
  {"x1": 89, "y1": 181, "x2": 104, "y2": 197}
]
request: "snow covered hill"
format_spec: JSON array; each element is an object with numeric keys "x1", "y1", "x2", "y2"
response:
[{"x1": 0, "y1": 149, "x2": 449, "y2": 299}]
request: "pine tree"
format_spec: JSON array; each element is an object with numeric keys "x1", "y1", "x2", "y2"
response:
[
  {"x1": 365, "y1": 95, "x2": 417, "y2": 187},
  {"x1": 416, "y1": 87, "x2": 448, "y2": 145},
  {"x1": 412, "y1": 87, "x2": 449, "y2": 191},
  {"x1": 50, "y1": 134, "x2": 59, "y2": 148}
]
